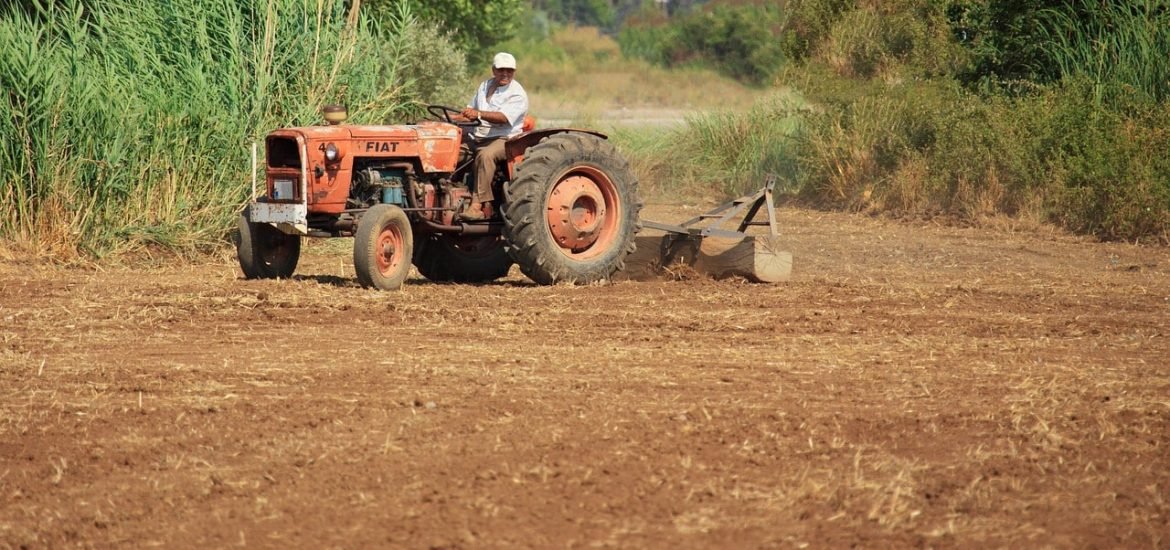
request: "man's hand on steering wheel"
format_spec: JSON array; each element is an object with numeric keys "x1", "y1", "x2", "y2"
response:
[
  {"x1": 459, "y1": 107, "x2": 480, "y2": 121},
  {"x1": 426, "y1": 104, "x2": 480, "y2": 126}
]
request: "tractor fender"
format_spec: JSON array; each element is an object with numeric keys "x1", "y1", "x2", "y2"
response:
[{"x1": 505, "y1": 128, "x2": 607, "y2": 177}]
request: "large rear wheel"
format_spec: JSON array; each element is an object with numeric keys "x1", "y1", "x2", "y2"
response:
[
  {"x1": 354, "y1": 204, "x2": 414, "y2": 290},
  {"x1": 236, "y1": 211, "x2": 300, "y2": 279},
  {"x1": 503, "y1": 132, "x2": 642, "y2": 284},
  {"x1": 414, "y1": 234, "x2": 513, "y2": 283}
]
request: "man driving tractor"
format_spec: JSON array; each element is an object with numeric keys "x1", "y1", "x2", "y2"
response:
[
  {"x1": 239, "y1": 49, "x2": 643, "y2": 290},
  {"x1": 453, "y1": 51, "x2": 529, "y2": 220}
]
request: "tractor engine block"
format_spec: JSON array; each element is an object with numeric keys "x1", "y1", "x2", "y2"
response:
[{"x1": 349, "y1": 164, "x2": 408, "y2": 209}]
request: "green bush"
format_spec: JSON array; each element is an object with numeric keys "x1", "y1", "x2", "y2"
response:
[
  {"x1": 400, "y1": 19, "x2": 470, "y2": 107},
  {"x1": 669, "y1": 4, "x2": 786, "y2": 84},
  {"x1": 778, "y1": 0, "x2": 853, "y2": 62},
  {"x1": 652, "y1": 0, "x2": 1170, "y2": 242},
  {"x1": 613, "y1": 91, "x2": 807, "y2": 200},
  {"x1": 537, "y1": 0, "x2": 616, "y2": 29},
  {"x1": 810, "y1": 2, "x2": 967, "y2": 80},
  {"x1": 616, "y1": 4, "x2": 675, "y2": 67},
  {"x1": 651, "y1": 41, "x2": 1170, "y2": 242},
  {"x1": 949, "y1": 0, "x2": 1170, "y2": 102},
  {"x1": 609, "y1": 0, "x2": 1170, "y2": 242},
  {"x1": 618, "y1": 2, "x2": 786, "y2": 85},
  {"x1": 788, "y1": 72, "x2": 1169, "y2": 240},
  {"x1": 1041, "y1": 79, "x2": 1170, "y2": 239}
]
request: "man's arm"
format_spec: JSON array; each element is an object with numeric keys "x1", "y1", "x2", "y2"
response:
[
  {"x1": 459, "y1": 107, "x2": 509, "y2": 124},
  {"x1": 463, "y1": 92, "x2": 527, "y2": 126}
]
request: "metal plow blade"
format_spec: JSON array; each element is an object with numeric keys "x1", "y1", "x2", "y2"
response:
[{"x1": 618, "y1": 174, "x2": 793, "y2": 283}]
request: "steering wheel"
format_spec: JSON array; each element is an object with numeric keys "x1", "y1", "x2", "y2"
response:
[{"x1": 427, "y1": 104, "x2": 480, "y2": 126}]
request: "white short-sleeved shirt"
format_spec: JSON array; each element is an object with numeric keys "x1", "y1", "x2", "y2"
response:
[{"x1": 467, "y1": 78, "x2": 528, "y2": 139}]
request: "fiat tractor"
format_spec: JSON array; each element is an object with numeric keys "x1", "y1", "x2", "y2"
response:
[{"x1": 235, "y1": 105, "x2": 642, "y2": 289}]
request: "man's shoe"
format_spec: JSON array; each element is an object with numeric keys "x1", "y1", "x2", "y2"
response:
[{"x1": 461, "y1": 204, "x2": 486, "y2": 221}]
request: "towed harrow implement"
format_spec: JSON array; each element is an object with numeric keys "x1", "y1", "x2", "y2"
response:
[{"x1": 619, "y1": 174, "x2": 792, "y2": 283}]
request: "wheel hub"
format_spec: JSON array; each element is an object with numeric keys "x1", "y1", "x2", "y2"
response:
[
  {"x1": 376, "y1": 228, "x2": 402, "y2": 274},
  {"x1": 547, "y1": 175, "x2": 607, "y2": 251}
]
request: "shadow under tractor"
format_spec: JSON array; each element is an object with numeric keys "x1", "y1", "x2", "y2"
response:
[{"x1": 236, "y1": 105, "x2": 643, "y2": 289}]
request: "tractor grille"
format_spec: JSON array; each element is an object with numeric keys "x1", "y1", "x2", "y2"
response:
[{"x1": 267, "y1": 136, "x2": 301, "y2": 169}]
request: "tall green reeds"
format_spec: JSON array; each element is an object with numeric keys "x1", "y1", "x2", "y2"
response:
[
  {"x1": 0, "y1": 0, "x2": 446, "y2": 258},
  {"x1": 1039, "y1": 0, "x2": 1170, "y2": 108}
]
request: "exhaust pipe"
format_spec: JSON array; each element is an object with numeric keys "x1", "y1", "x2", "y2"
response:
[
  {"x1": 419, "y1": 219, "x2": 500, "y2": 236},
  {"x1": 328, "y1": 217, "x2": 500, "y2": 236}
]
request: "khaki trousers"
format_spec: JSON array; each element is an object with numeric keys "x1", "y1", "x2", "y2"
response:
[{"x1": 473, "y1": 138, "x2": 507, "y2": 203}]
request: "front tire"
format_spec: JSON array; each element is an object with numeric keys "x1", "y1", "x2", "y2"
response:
[
  {"x1": 503, "y1": 132, "x2": 642, "y2": 285},
  {"x1": 236, "y1": 211, "x2": 300, "y2": 279},
  {"x1": 354, "y1": 204, "x2": 414, "y2": 290}
]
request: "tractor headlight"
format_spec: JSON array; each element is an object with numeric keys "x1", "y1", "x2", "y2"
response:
[{"x1": 325, "y1": 143, "x2": 340, "y2": 162}]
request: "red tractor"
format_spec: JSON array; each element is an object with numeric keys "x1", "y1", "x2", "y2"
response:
[{"x1": 236, "y1": 105, "x2": 642, "y2": 289}]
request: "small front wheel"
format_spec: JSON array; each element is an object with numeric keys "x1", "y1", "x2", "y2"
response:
[
  {"x1": 354, "y1": 204, "x2": 414, "y2": 290},
  {"x1": 236, "y1": 211, "x2": 300, "y2": 279}
]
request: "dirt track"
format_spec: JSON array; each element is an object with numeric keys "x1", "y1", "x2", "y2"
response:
[{"x1": 1, "y1": 205, "x2": 1168, "y2": 548}]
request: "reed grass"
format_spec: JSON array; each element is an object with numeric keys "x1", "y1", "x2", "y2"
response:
[
  {"x1": 1039, "y1": 0, "x2": 1170, "y2": 108},
  {"x1": 0, "y1": 0, "x2": 443, "y2": 259}
]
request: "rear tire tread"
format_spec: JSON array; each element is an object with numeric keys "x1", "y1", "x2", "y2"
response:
[
  {"x1": 503, "y1": 133, "x2": 642, "y2": 285},
  {"x1": 414, "y1": 235, "x2": 513, "y2": 283}
]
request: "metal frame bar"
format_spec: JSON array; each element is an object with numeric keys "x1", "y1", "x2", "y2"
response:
[{"x1": 643, "y1": 174, "x2": 779, "y2": 238}]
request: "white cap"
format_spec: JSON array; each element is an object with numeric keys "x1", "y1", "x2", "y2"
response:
[{"x1": 492, "y1": 52, "x2": 517, "y2": 70}]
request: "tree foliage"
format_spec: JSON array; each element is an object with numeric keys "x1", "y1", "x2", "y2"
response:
[
  {"x1": 531, "y1": 0, "x2": 615, "y2": 28},
  {"x1": 619, "y1": 1, "x2": 785, "y2": 85},
  {"x1": 363, "y1": 0, "x2": 524, "y2": 57},
  {"x1": 947, "y1": 0, "x2": 1084, "y2": 86}
]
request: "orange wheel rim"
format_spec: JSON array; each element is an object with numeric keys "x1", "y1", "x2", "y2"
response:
[
  {"x1": 545, "y1": 166, "x2": 620, "y2": 260},
  {"x1": 375, "y1": 226, "x2": 404, "y2": 275}
]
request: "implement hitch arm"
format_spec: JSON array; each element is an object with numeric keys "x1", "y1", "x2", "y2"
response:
[{"x1": 642, "y1": 174, "x2": 780, "y2": 239}]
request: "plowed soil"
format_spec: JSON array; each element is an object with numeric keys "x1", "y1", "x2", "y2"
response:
[{"x1": 2, "y1": 205, "x2": 1168, "y2": 548}]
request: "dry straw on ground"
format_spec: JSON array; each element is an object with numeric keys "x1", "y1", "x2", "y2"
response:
[{"x1": 1, "y1": 204, "x2": 1167, "y2": 546}]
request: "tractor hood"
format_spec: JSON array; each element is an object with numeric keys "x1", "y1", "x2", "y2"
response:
[
  {"x1": 267, "y1": 120, "x2": 462, "y2": 173},
  {"x1": 276, "y1": 120, "x2": 461, "y2": 142}
]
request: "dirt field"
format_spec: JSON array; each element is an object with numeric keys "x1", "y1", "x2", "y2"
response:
[{"x1": 1, "y1": 204, "x2": 1168, "y2": 548}]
